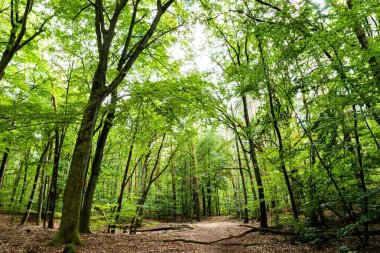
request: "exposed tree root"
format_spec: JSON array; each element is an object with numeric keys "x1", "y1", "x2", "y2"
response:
[
  {"x1": 163, "y1": 238, "x2": 261, "y2": 246},
  {"x1": 163, "y1": 226, "x2": 259, "y2": 245},
  {"x1": 137, "y1": 224, "x2": 194, "y2": 232},
  {"x1": 239, "y1": 225, "x2": 297, "y2": 236}
]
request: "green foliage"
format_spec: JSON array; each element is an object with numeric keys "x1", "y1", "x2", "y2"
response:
[{"x1": 0, "y1": 1, "x2": 379, "y2": 249}]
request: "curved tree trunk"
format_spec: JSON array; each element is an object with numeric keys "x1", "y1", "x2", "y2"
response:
[{"x1": 257, "y1": 36, "x2": 299, "y2": 221}]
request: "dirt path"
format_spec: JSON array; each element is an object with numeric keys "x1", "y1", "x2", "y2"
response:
[{"x1": 0, "y1": 215, "x2": 378, "y2": 252}]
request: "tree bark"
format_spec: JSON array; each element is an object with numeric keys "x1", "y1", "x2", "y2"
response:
[
  {"x1": 346, "y1": 0, "x2": 380, "y2": 81},
  {"x1": 192, "y1": 140, "x2": 201, "y2": 222},
  {"x1": 53, "y1": 92, "x2": 105, "y2": 245},
  {"x1": 353, "y1": 105, "x2": 369, "y2": 246},
  {"x1": 10, "y1": 150, "x2": 29, "y2": 205},
  {"x1": 236, "y1": 136, "x2": 249, "y2": 223},
  {"x1": 207, "y1": 177, "x2": 212, "y2": 216},
  {"x1": 79, "y1": 90, "x2": 117, "y2": 233},
  {"x1": 0, "y1": 0, "x2": 35, "y2": 80},
  {"x1": 257, "y1": 36, "x2": 299, "y2": 221},
  {"x1": 171, "y1": 144, "x2": 177, "y2": 221},
  {"x1": 0, "y1": 148, "x2": 9, "y2": 190},
  {"x1": 21, "y1": 140, "x2": 51, "y2": 225},
  {"x1": 241, "y1": 95, "x2": 268, "y2": 228},
  {"x1": 47, "y1": 130, "x2": 61, "y2": 229},
  {"x1": 36, "y1": 167, "x2": 47, "y2": 226},
  {"x1": 54, "y1": 0, "x2": 174, "y2": 245},
  {"x1": 19, "y1": 152, "x2": 30, "y2": 204}
]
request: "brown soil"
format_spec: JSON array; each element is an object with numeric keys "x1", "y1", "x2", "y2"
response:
[{"x1": 0, "y1": 214, "x2": 378, "y2": 253}]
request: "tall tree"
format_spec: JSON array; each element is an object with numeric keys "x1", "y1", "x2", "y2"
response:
[{"x1": 53, "y1": 0, "x2": 175, "y2": 246}]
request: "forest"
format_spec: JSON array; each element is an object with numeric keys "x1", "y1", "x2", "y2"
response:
[{"x1": 0, "y1": 0, "x2": 379, "y2": 252}]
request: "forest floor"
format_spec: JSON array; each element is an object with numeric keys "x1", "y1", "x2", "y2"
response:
[{"x1": 0, "y1": 214, "x2": 379, "y2": 253}]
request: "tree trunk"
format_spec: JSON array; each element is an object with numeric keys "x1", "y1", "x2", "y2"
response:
[
  {"x1": 21, "y1": 140, "x2": 51, "y2": 225},
  {"x1": 53, "y1": 0, "x2": 174, "y2": 244},
  {"x1": 43, "y1": 177, "x2": 50, "y2": 228},
  {"x1": 10, "y1": 150, "x2": 29, "y2": 205},
  {"x1": 0, "y1": 148, "x2": 9, "y2": 190},
  {"x1": 207, "y1": 177, "x2": 212, "y2": 216},
  {"x1": 201, "y1": 186, "x2": 206, "y2": 217},
  {"x1": 346, "y1": 0, "x2": 380, "y2": 82},
  {"x1": 192, "y1": 141, "x2": 201, "y2": 222},
  {"x1": 129, "y1": 135, "x2": 177, "y2": 234},
  {"x1": 53, "y1": 91, "x2": 105, "y2": 245},
  {"x1": 36, "y1": 167, "x2": 47, "y2": 226},
  {"x1": 236, "y1": 136, "x2": 249, "y2": 223},
  {"x1": 171, "y1": 147, "x2": 177, "y2": 221},
  {"x1": 257, "y1": 37, "x2": 299, "y2": 221},
  {"x1": 19, "y1": 154, "x2": 29, "y2": 205},
  {"x1": 241, "y1": 95, "x2": 268, "y2": 228},
  {"x1": 80, "y1": 91, "x2": 117, "y2": 233},
  {"x1": 216, "y1": 188, "x2": 220, "y2": 216},
  {"x1": 47, "y1": 130, "x2": 62, "y2": 228},
  {"x1": 112, "y1": 145, "x2": 136, "y2": 233},
  {"x1": 353, "y1": 105, "x2": 369, "y2": 246},
  {"x1": 0, "y1": 0, "x2": 34, "y2": 81},
  {"x1": 236, "y1": 133, "x2": 258, "y2": 218}
]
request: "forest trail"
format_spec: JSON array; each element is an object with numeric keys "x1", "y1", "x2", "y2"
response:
[{"x1": 1, "y1": 214, "x2": 376, "y2": 253}]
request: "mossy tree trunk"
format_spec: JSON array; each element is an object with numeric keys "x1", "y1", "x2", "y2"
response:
[
  {"x1": 53, "y1": 91, "x2": 105, "y2": 245},
  {"x1": 53, "y1": 0, "x2": 174, "y2": 246},
  {"x1": 79, "y1": 90, "x2": 117, "y2": 233}
]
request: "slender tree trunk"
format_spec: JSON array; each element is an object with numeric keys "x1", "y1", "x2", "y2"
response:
[
  {"x1": 207, "y1": 177, "x2": 212, "y2": 216},
  {"x1": 216, "y1": 188, "x2": 220, "y2": 216},
  {"x1": 10, "y1": 150, "x2": 29, "y2": 204},
  {"x1": 201, "y1": 186, "x2": 206, "y2": 217},
  {"x1": 36, "y1": 168, "x2": 47, "y2": 226},
  {"x1": 21, "y1": 140, "x2": 51, "y2": 225},
  {"x1": 80, "y1": 91, "x2": 117, "y2": 233},
  {"x1": 112, "y1": 130, "x2": 142, "y2": 231},
  {"x1": 236, "y1": 133, "x2": 258, "y2": 217},
  {"x1": 19, "y1": 154, "x2": 29, "y2": 205},
  {"x1": 112, "y1": 145, "x2": 137, "y2": 232},
  {"x1": 231, "y1": 174, "x2": 238, "y2": 217},
  {"x1": 353, "y1": 105, "x2": 369, "y2": 246},
  {"x1": 47, "y1": 129, "x2": 61, "y2": 229},
  {"x1": 288, "y1": 97, "x2": 362, "y2": 243},
  {"x1": 130, "y1": 135, "x2": 169, "y2": 234},
  {"x1": 0, "y1": 148, "x2": 9, "y2": 190},
  {"x1": 43, "y1": 178, "x2": 50, "y2": 228},
  {"x1": 171, "y1": 147, "x2": 177, "y2": 221},
  {"x1": 257, "y1": 37, "x2": 299, "y2": 221},
  {"x1": 242, "y1": 95, "x2": 268, "y2": 228},
  {"x1": 236, "y1": 137, "x2": 249, "y2": 223},
  {"x1": 192, "y1": 140, "x2": 201, "y2": 222}
]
